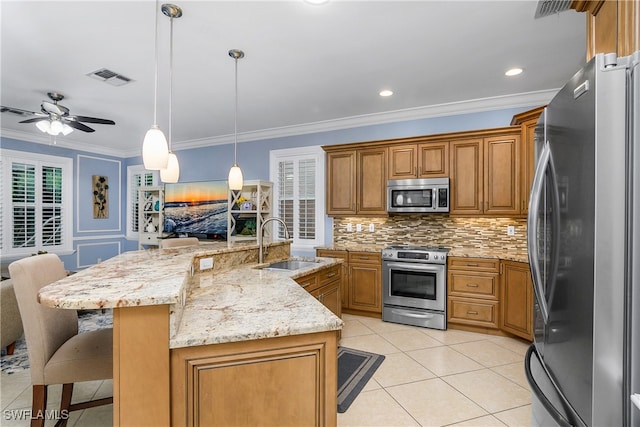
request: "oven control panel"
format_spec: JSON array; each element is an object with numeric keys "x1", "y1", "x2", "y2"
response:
[{"x1": 382, "y1": 246, "x2": 448, "y2": 264}]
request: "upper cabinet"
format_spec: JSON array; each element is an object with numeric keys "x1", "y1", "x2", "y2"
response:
[
  {"x1": 325, "y1": 146, "x2": 387, "y2": 216},
  {"x1": 511, "y1": 106, "x2": 544, "y2": 215},
  {"x1": 388, "y1": 141, "x2": 449, "y2": 180},
  {"x1": 571, "y1": 0, "x2": 639, "y2": 60},
  {"x1": 449, "y1": 129, "x2": 521, "y2": 216}
]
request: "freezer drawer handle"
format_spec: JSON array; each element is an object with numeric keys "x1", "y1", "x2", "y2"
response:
[{"x1": 632, "y1": 394, "x2": 640, "y2": 411}]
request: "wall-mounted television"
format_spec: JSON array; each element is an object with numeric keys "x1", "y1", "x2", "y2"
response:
[{"x1": 163, "y1": 180, "x2": 228, "y2": 240}]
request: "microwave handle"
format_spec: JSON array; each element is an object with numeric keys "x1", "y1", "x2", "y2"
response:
[{"x1": 432, "y1": 188, "x2": 437, "y2": 209}]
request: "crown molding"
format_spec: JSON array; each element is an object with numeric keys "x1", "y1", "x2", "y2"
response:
[{"x1": 3, "y1": 89, "x2": 558, "y2": 158}]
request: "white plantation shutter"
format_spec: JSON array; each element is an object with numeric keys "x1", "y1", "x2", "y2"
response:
[
  {"x1": 270, "y1": 146, "x2": 324, "y2": 251},
  {"x1": 126, "y1": 166, "x2": 158, "y2": 237},
  {"x1": 1, "y1": 150, "x2": 72, "y2": 256}
]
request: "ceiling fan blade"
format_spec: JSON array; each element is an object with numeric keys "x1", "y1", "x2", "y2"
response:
[
  {"x1": 72, "y1": 115, "x2": 115, "y2": 125},
  {"x1": 65, "y1": 120, "x2": 95, "y2": 133},
  {"x1": 19, "y1": 117, "x2": 50, "y2": 124},
  {"x1": 1, "y1": 106, "x2": 43, "y2": 117}
]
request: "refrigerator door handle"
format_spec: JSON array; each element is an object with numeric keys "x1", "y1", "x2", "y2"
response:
[
  {"x1": 528, "y1": 140, "x2": 557, "y2": 324},
  {"x1": 632, "y1": 394, "x2": 640, "y2": 411}
]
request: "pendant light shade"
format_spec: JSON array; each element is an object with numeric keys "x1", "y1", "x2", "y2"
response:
[
  {"x1": 228, "y1": 49, "x2": 244, "y2": 191},
  {"x1": 142, "y1": 1, "x2": 169, "y2": 170},
  {"x1": 159, "y1": 3, "x2": 182, "y2": 183},
  {"x1": 143, "y1": 126, "x2": 169, "y2": 169}
]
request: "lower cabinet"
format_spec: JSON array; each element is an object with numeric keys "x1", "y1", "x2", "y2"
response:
[
  {"x1": 170, "y1": 331, "x2": 338, "y2": 427},
  {"x1": 295, "y1": 264, "x2": 342, "y2": 319},
  {"x1": 447, "y1": 256, "x2": 534, "y2": 341},
  {"x1": 500, "y1": 260, "x2": 534, "y2": 341},
  {"x1": 316, "y1": 249, "x2": 382, "y2": 318}
]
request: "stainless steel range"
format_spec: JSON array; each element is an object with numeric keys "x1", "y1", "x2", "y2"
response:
[{"x1": 382, "y1": 244, "x2": 448, "y2": 330}]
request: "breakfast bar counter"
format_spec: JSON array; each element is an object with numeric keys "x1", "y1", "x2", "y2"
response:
[{"x1": 38, "y1": 241, "x2": 343, "y2": 427}]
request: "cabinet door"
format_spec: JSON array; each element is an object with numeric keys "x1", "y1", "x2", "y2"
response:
[
  {"x1": 500, "y1": 261, "x2": 533, "y2": 341},
  {"x1": 348, "y1": 263, "x2": 381, "y2": 314},
  {"x1": 418, "y1": 141, "x2": 449, "y2": 178},
  {"x1": 357, "y1": 148, "x2": 387, "y2": 214},
  {"x1": 449, "y1": 139, "x2": 483, "y2": 215},
  {"x1": 521, "y1": 116, "x2": 539, "y2": 215},
  {"x1": 316, "y1": 249, "x2": 349, "y2": 308},
  {"x1": 388, "y1": 144, "x2": 417, "y2": 180},
  {"x1": 326, "y1": 151, "x2": 357, "y2": 215},
  {"x1": 484, "y1": 134, "x2": 520, "y2": 215},
  {"x1": 312, "y1": 280, "x2": 342, "y2": 319}
]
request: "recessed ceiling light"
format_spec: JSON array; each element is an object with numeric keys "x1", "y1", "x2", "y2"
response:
[
  {"x1": 505, "y1": 67, "x2": 524, "y2": 77},
  {"x1": 379, "y1": 89, "x2": 393, "y2": 97}
]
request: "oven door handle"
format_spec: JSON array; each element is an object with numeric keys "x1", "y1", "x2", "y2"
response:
[
  {"x1": 383, "y1": 261, "x2": 445, "y2": 272},
  {"x1": 391, "y1": 309, "x2": 435, "y2": 319}
]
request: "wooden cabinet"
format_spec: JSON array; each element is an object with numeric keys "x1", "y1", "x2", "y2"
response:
[
  {"x1": 388, "y1": 141, "x2": 449, "y2": 179},
  {"x1": 316, "y1": 249, "x2": 382, "y2": 318},
  {"x1": 500, "y1": 261, "x2": 534, "y2": 341},
  {"x1": 316, "y1": 249, "x2": 349, "y2": 308},
  {"x1": 348, "y1": 251, "x2": 382, "y2": 316},
  {"x1": 449, "y1": 130, "x2": 521, "y2": 216},
  {"x1": 447, "y1": 257, "x2": 500, "y2": 330},
  {"x1": 295, "y1": 264, "x2": 342, "y2": 319},
  {"x1": 511, "y1": 106, "x2": 544, "y2": 216},
  {"x1": 325, "y1": 147, "x2": 387, "y2": 216},
  {"x1": 572, "y1": 0, "x2": 640, "y2": 60}
]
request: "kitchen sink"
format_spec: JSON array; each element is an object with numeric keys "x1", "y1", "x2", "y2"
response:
[{"x1": 261, "y1": 259, "x2": 319, "y2": 271}]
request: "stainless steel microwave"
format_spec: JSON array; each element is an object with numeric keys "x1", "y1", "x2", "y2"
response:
[{"x1": 387, "y1": 178, "x2": 450, "y2": 213}]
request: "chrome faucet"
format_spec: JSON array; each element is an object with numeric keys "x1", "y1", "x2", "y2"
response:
[{"x1": 259, "y1": 217, "x2": 291, "y2": 264}]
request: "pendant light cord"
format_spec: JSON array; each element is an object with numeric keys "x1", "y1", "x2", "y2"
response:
[
  {"x1": 168, "y1": 13, "x2": 174, "y2": 153},
  {"x1": 234, "y1": 56, "x2": 238, "y2": 165},
  {"x1": 152, "y1": 0, "x2": 160, "y2": 126}
]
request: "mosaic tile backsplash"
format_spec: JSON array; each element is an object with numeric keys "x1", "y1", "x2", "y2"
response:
[{"x1": 332, "y1": 215, "x2": 528, "y2": 252}]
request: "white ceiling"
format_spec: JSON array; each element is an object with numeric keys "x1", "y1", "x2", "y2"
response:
[{"x1": 0, "y1": 0, "x2": 586, "y2": 157}]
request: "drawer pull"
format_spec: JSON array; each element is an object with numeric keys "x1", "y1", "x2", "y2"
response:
[
  {"x1": 467, "y1": 310, "x2": 479, "y2": 315},
  {"x1": 326, "y1": 272, "x2": 337, "y2": 278},
  {"x1": 466, "y1": 263, "x2": 479, "y2": 267},
  {"x1": 358, "y1": 256, "x2": 370, "y2": 260},
  {"x1": 466, "y1": 283, "x2": 479, "y2": 288}
]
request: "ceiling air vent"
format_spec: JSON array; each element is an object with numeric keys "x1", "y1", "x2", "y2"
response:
[
  {"x1": 87, "y1": 68, "x2": 133, "y2": 87},
  {"x1": 534, "y1": 0, "x2": 572, "y2": 18}
]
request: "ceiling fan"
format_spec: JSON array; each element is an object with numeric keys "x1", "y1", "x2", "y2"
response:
[{"x1": 1, "y1": 92, "x2": 115, "y2": 136}]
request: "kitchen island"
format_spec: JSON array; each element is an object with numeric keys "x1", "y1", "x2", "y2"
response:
[{"x1": 38, "y1": 241, "x2": 343, "y2": 427}]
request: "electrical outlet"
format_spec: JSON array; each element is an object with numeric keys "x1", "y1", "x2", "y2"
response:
[
  {"x1": 507, "y1": 225, "x2": 515, "y2": 236},
  {"x1": 199, "y1": 257, "x2": 214, "y2": 270},
  {"x1": 346, "y1": 223, "x2": 353, "y2": 232},
  {"x1": 356, "y1": 224, "x2": 363, "y2": 232},
  {"x1": 369, "y1": 223, "x2": 375, "y2": 232}
]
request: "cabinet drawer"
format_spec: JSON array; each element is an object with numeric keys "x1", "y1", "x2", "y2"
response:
[
  {"x1": 316, "y1": 249, "x2": 348, "y2": 261},
  {"x1": 139, "y1": 233, "x2": 158, "y2": 244},
  {"x1": 448, "y1": 298, "x2": 499, "y2": 329},
  {"x1": 449, "y1": 272, "x2": 498, "y2": 299},
  {"x1": 295, "y1": 273, "x2": 319, "y2": 292},
  {"x1": 448, "y1": 257, "x2": 499, "y2": 273},
  {"x1": 318, "y1": 265, "x2": 341, "y2": 286},
  {"x1": 348, "y1": 252, "x2": 381, "y2": 265}
]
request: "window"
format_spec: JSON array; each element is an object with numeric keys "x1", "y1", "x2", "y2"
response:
[
  {"x1": 0, "y1": 149, "x2": 73, "y2": 257},
  {"x1": 126, "y1": 165, "x2": 158, "y2": 239},
  {"x1": 270, "y1": 146, "x2": 325, "y2": 251}
]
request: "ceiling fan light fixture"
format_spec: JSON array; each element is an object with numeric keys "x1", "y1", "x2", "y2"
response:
[
  {"x1": 36, "y1": 120, "x2": 50, "y2": 133},
  {"x1": 61, "y1": 123, "x2": 74, "y2": 136},
  {"x1": 49, "y1": 119, "x2": 63, "y2": 135}
]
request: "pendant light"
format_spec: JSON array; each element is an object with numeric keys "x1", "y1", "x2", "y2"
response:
[
  {"x1": 160, "y1": 3, "x2": 182, "y2": 183},
  {"x1": 228, "y1": 49, "x2": 244, "y2": 191},
  {"x1": 142, "y1": 0, "x2": 169, "y2": 170}
]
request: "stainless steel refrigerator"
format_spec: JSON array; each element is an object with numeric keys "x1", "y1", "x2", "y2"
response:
[{"x1": 525, "y1": 50, "x2": 640, "y2": 427}]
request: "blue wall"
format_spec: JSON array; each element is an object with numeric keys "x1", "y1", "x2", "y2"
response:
[{"x1": 3, "y1": 105, "x2": 533, "y2": 270}]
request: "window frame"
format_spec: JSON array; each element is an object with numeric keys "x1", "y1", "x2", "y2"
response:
[
  {"x1": 269, "y1": 145, "x2": 325, "y2": 253},
  {"x1": 126, "y1": 165, "x2": 159, "y2": 240},
  {"x1": 0, "y1": 149, "x2": 73, "y2": 257}
]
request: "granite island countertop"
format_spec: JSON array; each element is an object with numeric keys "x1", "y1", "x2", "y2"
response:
[{"x1": 38, "y1": 241, "x2": 343, "y2": 349}]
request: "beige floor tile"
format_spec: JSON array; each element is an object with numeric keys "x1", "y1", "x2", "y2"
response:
[
  {"x1": 380, "y1": 328, "x2": 445, "y2": 352},
  {"x1": 407, "y1": 346, "x2": 484, "y2": 377},
  {"x1": 491, "y1": 362, "x2": 529, "y2": 389},
  {"x1": 372, "y1": 352, "x2": 436, "y2": 388},
  {"x1": 339, "y1": 334, "x2": 401, "y2": 355},
  {"x1": 493, "y1": 405, "x2": 532, "y2": 427},
  {"x1": 337, "y1": 389, "x2": 419, "y2": 427},
  {"x1": 74, "y1": 402, "x2": 113, "y2": 427},
  {"x1": 487, "y1": 335, "x2": 532, "y2": 357},
  {"x1": 341, "y1": 320, "x2": 376, "y2": 338},
  {"x1": 448, "y1": 414, "x2": 508, "y2": 426},
  {"x1": 422, "y1": 328, "x2": 487, "y2": 345},
  {"x1": 357, "y1": 317, "x2": 417, "y2": 335},
  {"x1": 1, "y1": 371, "x2": 31, "y2": 410},
  {"x1": 443, "y1": 370, "x2": 531, "y2": 413},
  {"x1": 450, "y1": 340, "x2": 524, "y2": 368},
  {"x1": 360, "y1": 377, "x2": 382, "y2": 393},
  {"x1": 387, "y1": 378, "x2": 487, "y2": 426}
]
